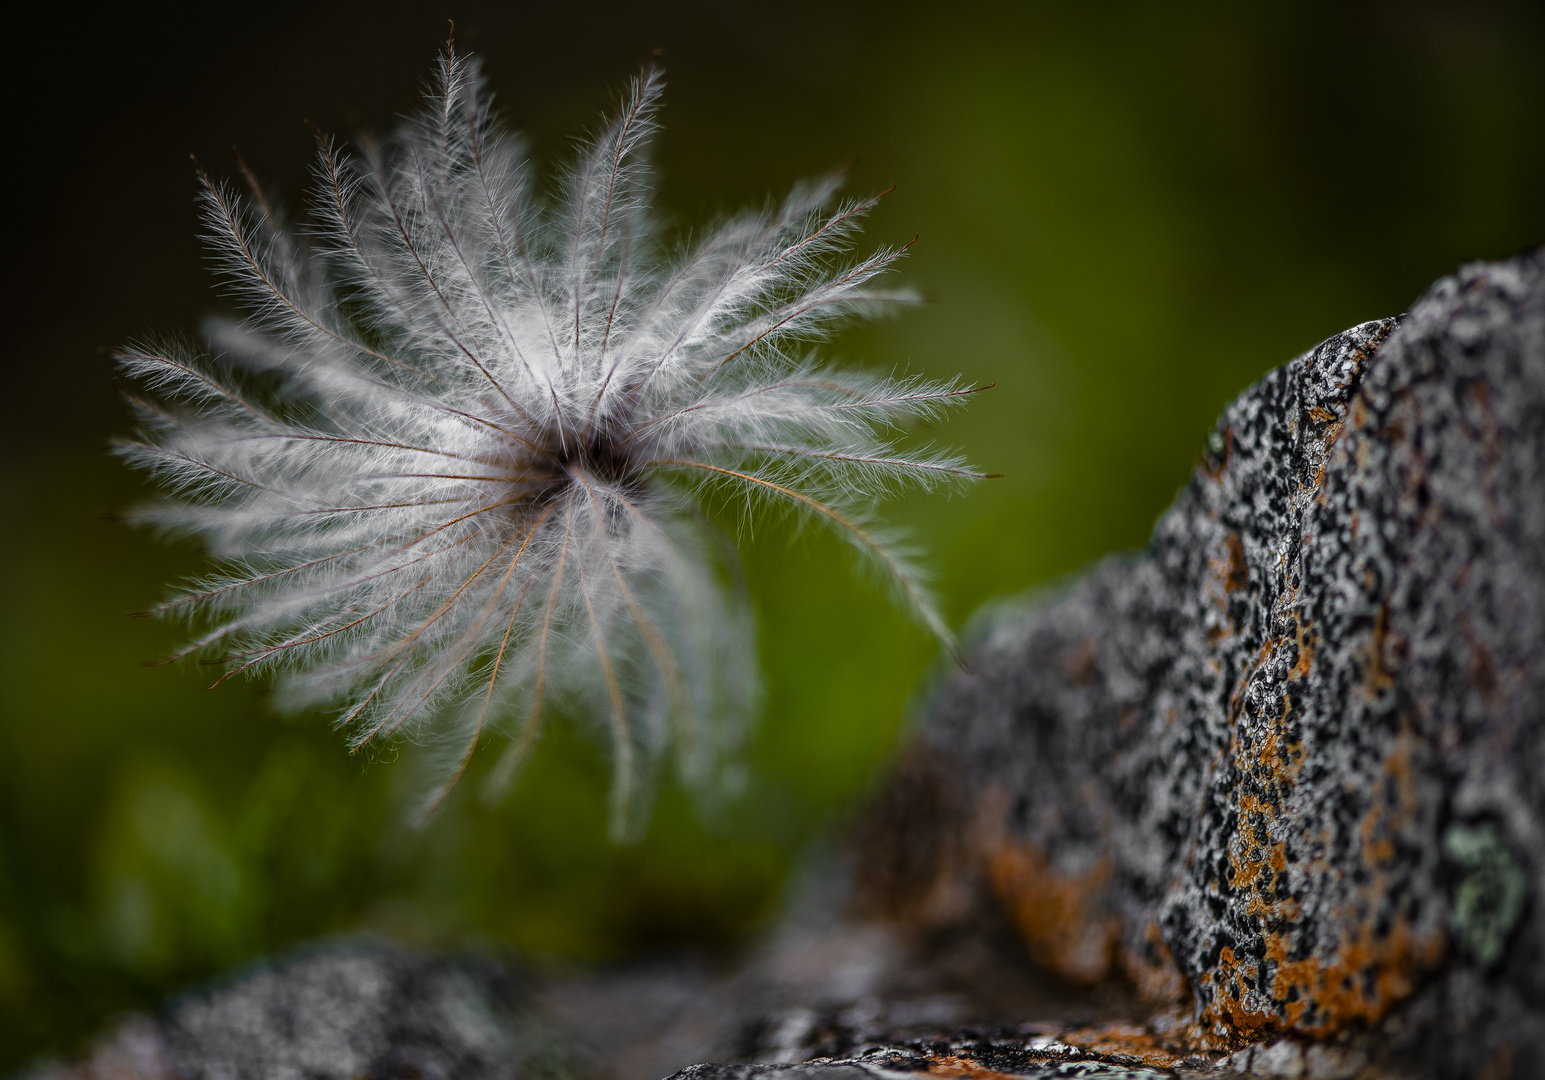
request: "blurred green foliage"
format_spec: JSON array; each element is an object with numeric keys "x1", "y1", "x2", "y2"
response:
[{"x1": 2, "y1": 0, "x2": 1542, "y2": 1069}]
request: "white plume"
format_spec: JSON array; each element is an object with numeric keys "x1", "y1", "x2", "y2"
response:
[{"x1": 116, "y1": 49, "x2": 988, "y2": 837}]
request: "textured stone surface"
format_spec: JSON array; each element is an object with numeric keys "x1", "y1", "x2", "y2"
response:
[
  {"x1": 24, "y1": 942, "x2": 564, "y2": 1080},
  {"x1": 668, "y1": 249, "x2": 1545, "y2": 1077},
  {"x1": 898, "y1": 249, "x2": 1545, "y2": 1072}
]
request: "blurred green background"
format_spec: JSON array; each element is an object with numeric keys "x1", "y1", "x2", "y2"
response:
[{"x1": 2, "y1": 0, "x2": 1542, "y2": 1069}]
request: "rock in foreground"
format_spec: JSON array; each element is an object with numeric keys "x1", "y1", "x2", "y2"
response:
[
  {"x1": 25, "y1": 944, "x2": 563, "y2": 1080},
  {"x1": 876, "y1": 247, "x2": 1545, "y2": 1075}
]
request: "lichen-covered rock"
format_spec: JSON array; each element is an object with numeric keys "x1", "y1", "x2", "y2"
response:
[{"x1": 904, "y1": 249, "x2": 1545, "y2": 1073}]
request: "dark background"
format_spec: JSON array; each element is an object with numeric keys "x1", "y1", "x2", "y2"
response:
[{"x1": 2, "y1": 0, "x2": 1542, "y2": 1069}]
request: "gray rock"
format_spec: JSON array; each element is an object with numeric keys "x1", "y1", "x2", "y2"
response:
[
  {"x1": 24, "y1": 941, "x2": 568, "y2": 1080},
  {"x1": 892, "y1": 248, "x2": 1545, "y2": 1073},
  {"x1": 166, "y1": 944, "x2": 559, "y2": 1080}
]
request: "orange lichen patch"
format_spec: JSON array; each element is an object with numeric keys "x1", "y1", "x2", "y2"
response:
[
  {"x1": 1229, "y1": 797, "x2": 1294, "y2": 923},
  {"x1": 1227, "y1": 637, "x2": 1279, "y2": 724},
  {"x1": 1286, "y1": 607, "x2": 1316, "y2": 682},
  {"x1": 1256, "y1": 692, "x2": 1305, "y2": 778},
  {"x1": 1204, "y1": 532, "x2": 1250, "y2": 633},
  {"x1": 1202, "y1": 924, "x2": 1443, "y2": 1044},
  {"x1": 1313, "y1": 421, "x2": 1348, "y2": 508},
  {"x1": 1120, "y1": 919, "x2": 1188, "y2": 1006},
  {"x1": 920, "y1": 1055, "x2": 1022, "y2": 1080},
  {"x1": 1323, "y1": 414, "x2": 1346, "y2": 447},
  {"x1": 987, "y1": 841, "x2": 1120, "y2": 985},
  {"x1": 1059, "y1": 1023, "x2": 1195, "y2": 1067},
  {"x1": 1200, "y1": 946, "x2": 1277, "y2": 1045},
  {"x1": 1199, "y1": 725, "x2": 1445, "y2": 1042},
  {"x1": 1265, "y1": 911, "x2": 1444, "y2": 1033},
  {"x1": 1355, "y1": 730, "x2": 1420, "y2": 873},
  {"x1": 1363, "y1": 604, "x2": 1398, "y2": 697},
  {"x1": 1224, "y1": 533, "x2": 1250, "y2": 593},
  {"x1": 1349, "y1": 394, "x2": 1371, "y2": 432},
  {"x1": 1199, "y1": 508, "x2": 1441, "y2": 1048}
]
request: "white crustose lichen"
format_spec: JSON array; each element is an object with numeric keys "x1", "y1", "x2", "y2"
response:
[{"x1": 116, "y1": 49, "x2": 988, "y2": 837}]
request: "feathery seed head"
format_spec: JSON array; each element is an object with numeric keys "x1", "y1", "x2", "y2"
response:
[{"x1": 116, "y1": 49, "x2": 987, "y2": 838}]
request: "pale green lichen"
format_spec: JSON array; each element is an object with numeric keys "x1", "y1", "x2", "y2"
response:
[{"x1": 1444, "y1": 821, "x2": 1527, "y2": 968}]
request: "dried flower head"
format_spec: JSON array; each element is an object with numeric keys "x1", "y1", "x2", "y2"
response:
[{"x1": 117, "y1": 50, "x2": 987, "y2": 836}]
